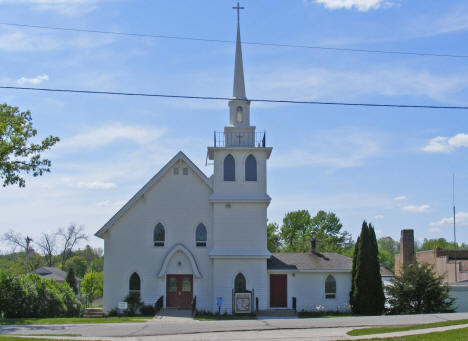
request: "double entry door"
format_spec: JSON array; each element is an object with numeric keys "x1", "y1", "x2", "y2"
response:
[{"x1": 166, "y1": 274, "x2": 193, "y2": 308}]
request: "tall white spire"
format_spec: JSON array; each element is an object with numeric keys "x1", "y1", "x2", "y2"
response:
[{"x1": 232, "y1": 2, "x2": 246, "y2": 100}]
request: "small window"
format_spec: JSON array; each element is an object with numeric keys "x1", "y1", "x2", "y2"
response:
[
  {"x1": 129, "y1": 272, "x2": 140, "y2": 294},
  {"x1": 245, "y1": 154, "x2": 257, "y2": 181},
  {"x1": 325, "y1": 274, "x2": 336, "y2": 299},
  {"x1": 236, "y1": 106, "x2": 243, "y2": 123},
  {"x1": 173, "y1": 167, "x2": 179, "y2": 175},
  {"x1": 183, "y1": 167, "x2": 188, "y2": 176},
  {"x1": 196, "y1": 223, "x2": 207, "y2": 247},
  {"x1": 154, "y1": 223, "x2": 165, "y2": 247},
  {"x1": 234, "y1": 273, "x2": 246, "y2": 293},
  {"x1": 224, "y1": 154, "x2": 235, "y2": 181}
]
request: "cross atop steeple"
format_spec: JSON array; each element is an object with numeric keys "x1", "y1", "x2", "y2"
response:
[
  {"x1": 232, "y1": 2, "x2": 244, "y2": 24},
  {"x1": 232, "y1": 2, "x2": 246, "y2": 100}
]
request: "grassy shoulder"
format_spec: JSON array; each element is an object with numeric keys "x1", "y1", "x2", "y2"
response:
[
  {"x1": 348, "y1": 319, "x2": 468, "y2": 336},
  {"x1": 0, "y1": 316, "x2": 152, "y2": 325},
  {"x1": 353, "y1": 327, "x2": 468, "y2": 340},
  {"x1": 0, "y1": 337, "x2": 89, "y2": 341},
  {"x1": 298, "y1": 311, "x2": 353, "y2": 318},
  {"x1": 193, "y1": 312, "x2": 257, "y2": 321}
]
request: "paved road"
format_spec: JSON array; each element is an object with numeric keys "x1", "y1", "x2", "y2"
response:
[{"x1": 1, "y1": 313, "x2": 468, "y2": 339}]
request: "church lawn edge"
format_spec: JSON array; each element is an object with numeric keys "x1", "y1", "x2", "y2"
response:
[
  {"x1": 0, "y1": 316, "x2": 152, "y2": 325},
  {"x1": 352, "y1": 327, "x2": 468, "y2": 340},
  {"x1": 347, "y1": 319, "x2": 468, "y2": 336},
  {"x1": 0, "y1": 337, "x2": 94, "y2": 341}
]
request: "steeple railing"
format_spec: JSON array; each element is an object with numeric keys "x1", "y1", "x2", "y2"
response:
[{"x1": 213, "y1": 131, "x2": 266, "y2": 148}]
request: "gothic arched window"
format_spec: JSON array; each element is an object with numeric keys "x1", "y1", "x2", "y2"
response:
[
  {"x1": 234, "y1": 273, "x2": 246, "y2": 293},
  {"x1": 196, "y1": 223, "x2": 207, "y2": 247},
  {"x1": 224, "y1": 154, "x2": 235, "y2": 181},
  {"x1": 154, "y1": 223, "x2": 165, "y2": 247},
  {"x1": 129, "y1": 272, "x2": 141, "y2": 294},
  {"x1": 245, "y1": 154, "x2": 257, "y2": 181},
  {"x1": 325, "y1": 274, "x2": 336, "y2": 299}
]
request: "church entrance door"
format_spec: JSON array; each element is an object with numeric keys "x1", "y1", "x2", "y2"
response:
[
  {"x1": 166, "y1": 274, "x2": 193, "y2": 308},
  {"x1": 270, "y1": 274, "x2": 287, "y2": 308}
]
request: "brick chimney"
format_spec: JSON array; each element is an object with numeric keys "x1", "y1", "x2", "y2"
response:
[
  {"x1": 310, "y1": 238, "x2": 316, "y2": 253},
  {"x1": 400, "y1": 229, "x2": 415, "y2": 266}
]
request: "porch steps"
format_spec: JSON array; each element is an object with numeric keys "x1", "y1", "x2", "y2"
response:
[
  {"x1": 257, "y1": 309, "x2": 296, "y2": 317},
  {"x1": 82, "y1": 307, "x2": 105, "y2": 318}
]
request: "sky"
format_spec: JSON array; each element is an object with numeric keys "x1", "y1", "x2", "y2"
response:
[{"x1": 1, "y1": 0, "x2": 468, "y2": 252}]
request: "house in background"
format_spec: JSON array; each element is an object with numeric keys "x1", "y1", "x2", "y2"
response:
[
  {"x1": 32, "y1": 266, "x2": 69, "y2": 282},
  {"x1": 395, "y1": 229, "x2": 468, "y2": 312}
]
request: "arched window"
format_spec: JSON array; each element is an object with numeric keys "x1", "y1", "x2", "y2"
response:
[
  {"x1": 234, "y1": 273, "x2": 246, "y2": 293},
  {"x1": 196, "y1": 223, "x2": 207, "y2": 247},
  {"x1": 154, "y1": 223, "x2": 165, "y2": 247},
  {"x1": 129, "y1": 272, "x2": 141, "y2": 294},
  {"x1": 245, "y1": 154, "x2": 257, "y2": 181},
  {"x1": 236, "y1": 106, "x2": 243, "y2": 123},
  {"x1": 224, "y1": 154, "x2": 235, "y2": 181},
  {"x1": 325, "y1": 274, "x2": 336, "y2": 299}
]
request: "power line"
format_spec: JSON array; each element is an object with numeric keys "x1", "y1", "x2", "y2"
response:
[
  {"x1": 2, "y1": 85, "x2": 468, "y2": 110},
  {"x1": 1, "y1": 22, "x2": 467, "y2": 59}
]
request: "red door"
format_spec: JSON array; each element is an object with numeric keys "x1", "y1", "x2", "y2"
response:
[
  {"x1": 270, "y1": 274, "x2": 287, "y2": 308},
  {"x1": 166, "y1": 275, "x2": 193, "y2": 308}
]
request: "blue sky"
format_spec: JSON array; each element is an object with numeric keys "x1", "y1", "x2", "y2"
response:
[{"x1": 1, "y1": 0, "x2": 468, "y2": 251}]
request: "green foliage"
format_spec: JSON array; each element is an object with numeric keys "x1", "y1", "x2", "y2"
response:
[
  {"x1": 416, "y1": 238, "x2": 466, "y2": 251},
  {"x1": 139, "y1": 305, "x2": 155, "y2": 316},
  {"x1": 386, "y1": 263, "x2": 455, "y2": 314},
  {"x1": 350, "y1": 221, "x2": 385, "y2": 315},
  {"x1": 65, "y1": 256, "x2": 88, "y2": 278},
  {"x1": 267, "y1": 223, "x2": 280, "y2": 252},
  {"x1": 90, "y1": 258, "x2": 104, "y2": 272},
  {"x1": 81, "y1": 272, "x2": 103, "y2": 303},
  {"x1": 0, "y1": 272, "x2": 81, "y2": 318},
  {"x1": 310, "y1": 210, "x2": 353, "y2": 253},
  {"x1": 124, "y1": 292, "x2": 143, "y2": 316},
  {"x1": 280, "y1": 210, "x2": 312, "y2": 252},
  {"x1": 378, "y1": 236, "x2": 399, "y2": 271},
  {"x1": 0, "y1": 103, "x2": 59, "y2": 187},
  {"x1": 66, "y1": 267, "x2": 78, "y2": 295}
]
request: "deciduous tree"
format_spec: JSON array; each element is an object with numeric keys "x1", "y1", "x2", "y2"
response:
[{"x1": 0, "y1": 103, "x2": 59, "y2": 187}]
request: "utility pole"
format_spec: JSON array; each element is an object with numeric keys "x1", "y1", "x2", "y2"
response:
[
  {"x1": 453, "y1": 174, "x2": 457, "y2": 282},
  {"x1": 25, "y1": 236, "x2": 33, "y2": 273}
]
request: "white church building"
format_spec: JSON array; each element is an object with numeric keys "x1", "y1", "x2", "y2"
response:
[{"x1": 96, "y1": 5, "x2": 355, "y2": 314}]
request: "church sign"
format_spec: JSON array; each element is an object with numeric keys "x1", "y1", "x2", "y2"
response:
[{"x1": 234, "y1": 292, "x2": 252, "y2": 314}]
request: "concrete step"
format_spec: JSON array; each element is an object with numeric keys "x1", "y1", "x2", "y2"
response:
[{"x1": 257, "y1": 309, "x2": 296, "y2": 317}]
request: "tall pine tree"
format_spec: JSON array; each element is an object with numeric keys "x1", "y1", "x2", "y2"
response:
[
  {"x1": 350, "y1": 221, "x2": 385, "y2": 315},
  {"x1": 66, "y1": 267, "x2": 78, "y2": 295}
]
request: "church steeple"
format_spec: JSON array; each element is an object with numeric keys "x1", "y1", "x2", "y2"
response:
[{"x1": 232, "y1": 2, "x2": 246, "y2": 100}]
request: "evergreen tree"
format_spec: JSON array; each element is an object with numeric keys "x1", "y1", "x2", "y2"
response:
[
  {"x1": 386, "y1": 263, "x2": 455, "y2": 314},
  {"x1": 66, "y1": 267, "x2": 78, "y2": 295},
  {"x1": 350, "y1": 221, "x2": 385, "y2": 315}
]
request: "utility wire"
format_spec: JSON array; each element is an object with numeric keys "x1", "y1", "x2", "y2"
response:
[
  {"x1": 2, "y1": 85, "x2": 468, "y2": 110},
  {"x1": 1, "y1": 22, "x2": 467, "y2": 59}
]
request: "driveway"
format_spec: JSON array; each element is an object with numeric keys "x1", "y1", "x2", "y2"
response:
[{"x1": 1, "y1": 313, "x2": 468, "y2": 339}]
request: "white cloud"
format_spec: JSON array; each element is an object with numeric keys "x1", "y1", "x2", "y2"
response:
[
  {"x1": 394, "y1": 195, "x2": 406, "y2": 201},
  {"x1": 373, "y1": 215, "x2": 384, "y2": 220},
  {"x1": 57, "y1": 124, "x2": 166, "y2": 151},
  {"x1": 95, "y1": 200, "x2": 126, "y2": 208},
  {"x1": 430, "y1": 227, "x2": 441, "y2": 233},
  {"x1": 17, "y1": 74, "x2": 49, "y2": 85},
  {"x1": 431, "y1": 212, "x2": 468, "y2": 227},
  {"x1": 423, "y1": 133, "x2": 468, "y2": 153},
  {"x1": 309, "y1": 0, "x2": 392, "y2": 12},
  {"x1": 270, "y1": 128, "x2": 379, "y2": 169},
  {"x1": 253, "y1": 66, "x2": 468, "y2": 105},
  {"x1": 76, "y1": 181, "x2": 116, "y2": 190},
  {"x1": 0, "y1": 0, "x2": 99, "y2": 15},
  {"x1": 403, "y1": 205, "x2": 431, "y2": 213}
]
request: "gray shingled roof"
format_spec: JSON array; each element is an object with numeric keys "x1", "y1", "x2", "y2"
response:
[
  {"x1": 31, "y1": 267, "x2": 67, "y2": 282},
  {"x1": 268, "y1": 252, "x2": 394, "y2": 276}
]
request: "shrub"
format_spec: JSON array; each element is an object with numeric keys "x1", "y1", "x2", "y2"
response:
[
  {"x1": 124, "y1": 292, "x2": 143, "y2": 316},
  {"x1": 140, "y1": 305, "x2": 155, "y2": 316}
]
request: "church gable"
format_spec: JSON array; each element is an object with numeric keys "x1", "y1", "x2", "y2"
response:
[{"x1": 95, "y1": 151, "x2": 212, "y2": 238}]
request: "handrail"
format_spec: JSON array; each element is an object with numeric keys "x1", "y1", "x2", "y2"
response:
[{"x1": 154, "y1": 296, "x2": 164, "y2": 314}]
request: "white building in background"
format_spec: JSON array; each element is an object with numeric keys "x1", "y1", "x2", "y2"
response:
[{"x1": 95, "y1": 5, "x2": 363, "y2": 314}]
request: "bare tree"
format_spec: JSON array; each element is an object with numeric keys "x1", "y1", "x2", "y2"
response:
[
  {"x1": 2, "y1": 230, "x2": 34, "y2": 273},
  {"x1": 36, "y1": 232, "x2": 57, "y2": 267},
  {"x1": 57, "y1": 224, "x2": 88, "y2": 269}
]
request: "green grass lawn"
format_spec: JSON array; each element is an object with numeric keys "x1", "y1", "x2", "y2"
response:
[
  {"x1": 0, "y1": 316, "x2": 152, "y2": 325},
  {"x1": 193, "y1": 314, "x2": 257, "y2": 321},
  {"x1": 348, "y1": 319, "x2": 468, "y2": 336},
  {"x1": 353, "y1": 327, "x2": 468, "y2": 340},
  {"x1": 298, "y1": 311, "x2": 354, "y2": 318},
  {"x1": 0, "y1": 337, "x2": 91, "y2": 341}
]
